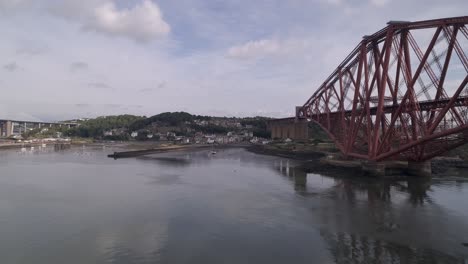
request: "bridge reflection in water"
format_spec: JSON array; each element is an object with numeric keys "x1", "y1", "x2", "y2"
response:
[
  {"x1": 320, "y1": 230, "x2": 463, "y2": 264},
  {"x1": 273, "y1": 158, "x2": 468, "y2": 263}
]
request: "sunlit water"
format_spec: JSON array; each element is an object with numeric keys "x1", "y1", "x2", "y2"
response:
[{"x1": 0, "y1": 146, "x2": 467, "y2": 264}]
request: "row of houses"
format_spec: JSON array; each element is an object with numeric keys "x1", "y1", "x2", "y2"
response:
[
  {"x1": 193, "y1": 119, "x2": 244, "y2": 128},
  {"x1": 112, "y1": 129, "x2": 265, "y2": 145}
]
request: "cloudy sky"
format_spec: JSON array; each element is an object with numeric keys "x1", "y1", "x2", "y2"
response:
[{"x1": 0, "y1": 0, "x2": 466, "y2": 121}]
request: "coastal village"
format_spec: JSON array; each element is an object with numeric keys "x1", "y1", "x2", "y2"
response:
[
  {"x1": 0, "y1": 113, "x2": 273, "y2": 147},
  {"x1": 104, "y1": 118, "x2": 270, "y2": 145}
]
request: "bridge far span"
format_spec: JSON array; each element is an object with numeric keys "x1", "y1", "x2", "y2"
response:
[
  {"x1": 269, "y1": 16, "x2": 468, "y2": 174},
  {"x1": 0, "y1": 119, "x2": 78, "y2": 138}
]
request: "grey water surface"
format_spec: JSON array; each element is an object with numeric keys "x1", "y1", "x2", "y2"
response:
[{"x1": 0, "y1": 146, "x2": 467, "y2": 264}]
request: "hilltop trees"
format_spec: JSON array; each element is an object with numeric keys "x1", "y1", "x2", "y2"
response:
[
  {"x1": 129, "y1": 112, "x2": 211, "y2": 131},
  {"x1": 240, "y1": 117, "x2": 271, "y2": 138},
  {"x1": 65, "y1": 115, "x2": 144, "y2": 138}
]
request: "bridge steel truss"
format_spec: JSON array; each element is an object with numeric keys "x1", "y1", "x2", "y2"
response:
[{"x1": 298, "y1": 16, "x2": 468, "y2": 162}]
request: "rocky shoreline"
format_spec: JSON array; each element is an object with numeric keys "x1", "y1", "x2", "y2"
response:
[
  {"x1": 247, "y1": 144, "x2": 468, "y2": 177},
  {"x1": 104, "y1": 142, "x2": 468, "y2": 177},
  {"x1": 246, "y1": 144, "x2": 327, "y2": 160}
]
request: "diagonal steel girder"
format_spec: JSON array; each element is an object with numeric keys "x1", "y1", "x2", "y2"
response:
[{"x1": 297, "y1": 16, "x2": 468, "y2": 161}]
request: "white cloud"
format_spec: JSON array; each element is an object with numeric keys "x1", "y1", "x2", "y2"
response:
[
  {"x1": 1, "y1": 0, "x2": 171, "y2": 42},
  {"x1": 324, "y1": 0, "x2": 343, "y2": 5},
  {"x1": 370, "y1": 0, "x2": 390, "y2": 7},
  {"x1": 47, "y1": 0, "x2": 104, "y2": 20},
  {"x1": 227, "y1": 38, "x2": 321, "y2": 61},
  {"x1": 227, "y1": 39, "x2": 282, "y2": 59},
  {"x1": 1, "y1": 0, "x2": 467, "y2": 121},
  {"x1": 70, "y1": 61, "x2": 89, "y2": 72},
  {"x1": 0, "y1": 0, "x2": 27, "y2": 11},
  {"x1": 84, "y1": 0, "x2": 170, "y2": 42},
  {"x1": 88, "y1": 82, "x2": 113, "y2": 90}
]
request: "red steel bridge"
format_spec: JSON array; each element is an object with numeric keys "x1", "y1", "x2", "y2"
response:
[{"x1": 294, "y1": 16, "x2": 468, "y2": 162}]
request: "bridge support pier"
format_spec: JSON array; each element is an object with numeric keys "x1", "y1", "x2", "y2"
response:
[
  {"x1": 268, "y1": 117, "x2": 309, "y2": 140},
  {"x1": 407, "y1": 161, "x2": 432, "y2": 177},
  {"x1": 361, "y1": 161, "x2": 386, "y2": 177}
]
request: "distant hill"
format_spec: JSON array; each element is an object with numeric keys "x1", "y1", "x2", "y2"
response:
[
  {"x1": 24, "y1": 112, "x2": 272, "y2": 140},
  {"x1": 129, "y1": 112, "x2": 211, "y2": 131},
  {"x1": 66, "y1": 115, "x2": 145, "y2": 139}
]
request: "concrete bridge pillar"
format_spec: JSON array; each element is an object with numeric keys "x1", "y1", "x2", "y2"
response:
[
  {"x1": 268, "y1": 118, "x2": 309, "y2": 140},
  {"x1": 294, "y1": 171, "x2": 307, "y2": 192},
  {"x1": 407, "y1": 161, "x2": 432, "y2": 177},
  {"x1": 5, "y1": 121, "x2": 12, "y2": 137},
  {"x1": 361, "y1": 161, "x2": 386, "y2": 177}
]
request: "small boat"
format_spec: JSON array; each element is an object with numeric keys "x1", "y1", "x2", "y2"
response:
[
  {"x1": 210, "y1": 151, "x2": 217, "y2": 155},
  {"x1": 42, "y1": 143, "x2": 47, "y2": 147}
]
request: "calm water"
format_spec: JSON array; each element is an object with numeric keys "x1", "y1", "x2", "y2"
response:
[{"x1": 0, "y1": 146, "x2": 467, "y2": 264}]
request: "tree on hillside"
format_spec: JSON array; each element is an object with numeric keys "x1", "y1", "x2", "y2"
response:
[
  {"x1": 129, "y1": 112, "x2": 211, "y2": 131},
  {"x1": 66, "y1": 115, "x2": 144, "y2": 138}
]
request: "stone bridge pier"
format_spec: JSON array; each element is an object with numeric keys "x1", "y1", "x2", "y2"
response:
[{"x1": 268, "y1": 118, "x2": 309, "y2": 140}]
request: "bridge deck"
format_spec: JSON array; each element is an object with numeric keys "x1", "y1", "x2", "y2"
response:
[{"x1": 305, "y1": 96, "x2": 468, "y2": 118}]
